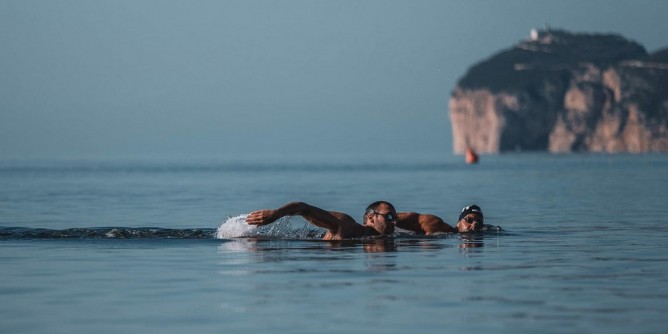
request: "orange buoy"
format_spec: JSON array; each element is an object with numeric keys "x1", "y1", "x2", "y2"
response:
[{"x1": 465, "y1": 146, "x2": 479, "y2": 164}]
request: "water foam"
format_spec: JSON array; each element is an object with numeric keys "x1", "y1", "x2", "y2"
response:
[
  {"x1": 215, "y1": 214, "x2": 324, "y2": 239},
  {"x1": 215, "y1": 215, "x2": 258, "y2": 239}
]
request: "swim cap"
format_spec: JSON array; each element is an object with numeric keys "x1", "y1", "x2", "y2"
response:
[{"x1": 458, "y1": 205, "x2": 484, "y2": 222}]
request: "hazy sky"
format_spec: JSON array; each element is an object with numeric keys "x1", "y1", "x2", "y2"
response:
[{"x1": 2, "y1": 0, "x2": 667, "y2": 160}]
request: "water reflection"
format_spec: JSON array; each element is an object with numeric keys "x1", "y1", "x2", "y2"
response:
[
  {"x1": 362, "y1": 238, "x2": 397, "y2": 253},
  {"x1": 216, "y1": 238, "x2": 401, "y2": 275},
  {"x1": 217, "y1": 235, "x2": 489, "y2": 256},
  {"x1": 216, "y1": 234, "x2": 499, "y2": 278},
  {"x1": 396, "y1": 238, "x2": 452, "y2": 252},
  {"x1": 218, "y1": 237, "x2": 399, "y2": 255},
  {"x1": 458, "y1": 234, "x2": 485, "y2": 252}
]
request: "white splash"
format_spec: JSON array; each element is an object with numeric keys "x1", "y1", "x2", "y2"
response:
[
  {"x1": 215, "y1": 214, "x2": 324, "y2": 239},
  {"x1": 216, "y1": 214, "x2": 257, "y2": 239}
]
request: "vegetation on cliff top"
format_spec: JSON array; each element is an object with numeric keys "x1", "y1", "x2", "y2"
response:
[{"x1": 457, "y1": 29, "x2": 649, "y2": 93}]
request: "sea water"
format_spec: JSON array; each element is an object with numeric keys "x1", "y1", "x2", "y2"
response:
[{"x1": 1, "y1": 153, "x2": 667, "y2": 333}]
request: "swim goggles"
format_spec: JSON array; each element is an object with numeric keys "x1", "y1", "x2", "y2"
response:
[{"x1": 370, "y1": 210, "x2": 397, "y2": 222}]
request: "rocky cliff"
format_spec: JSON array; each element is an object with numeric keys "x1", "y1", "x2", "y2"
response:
[{"x1": 449, "y1": 29, "x2": 668, "y2": 153}]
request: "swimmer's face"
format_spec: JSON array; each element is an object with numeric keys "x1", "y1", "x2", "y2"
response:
[
  {"x1": 456, "y1": 213, "x2": 483, "y2": 233},
  {"x1": 364, "y1": 203, "x2": 396, "y2": 235}
]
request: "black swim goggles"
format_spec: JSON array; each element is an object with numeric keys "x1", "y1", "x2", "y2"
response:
[
  {"x1": 370, "y1": 210, "x2": 397, "y2": 222},
  {"x1": 464, "y1": 216, "x2": 482, "y2": 224}
]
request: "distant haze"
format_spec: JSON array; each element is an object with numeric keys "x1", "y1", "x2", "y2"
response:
[{"x1": 1, "y1": 0, "x2": 666, "y2": 160}]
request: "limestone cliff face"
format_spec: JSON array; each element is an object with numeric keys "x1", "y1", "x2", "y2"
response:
[{"x1": 450, "y1": 29, "x2": 668, "y2": 154}]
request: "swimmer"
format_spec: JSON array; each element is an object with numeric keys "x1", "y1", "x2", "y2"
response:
[
  {"x1": 245, "y1": 201, "x2": 397, "y2": 240},
  {"x1": 395, "y1": 204, "x2": 485, "y2": 234},
  {"x1": 454, "y1": 204, "x2": 484, "y2": 233}
]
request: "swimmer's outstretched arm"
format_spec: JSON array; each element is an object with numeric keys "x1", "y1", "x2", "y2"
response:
[
  {"x1": 395, "y1": 212, "x2": 457, "y2": 234},
  {"x1": 246, "y1": 202, "x2": 357, "y2": 235}
]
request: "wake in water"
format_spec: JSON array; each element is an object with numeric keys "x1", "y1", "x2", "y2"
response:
[
  {"x1": 0, "y1": 215, "x2": 323, "y2": 240},
  {"x1": 0, "y1": 227, "x2": 217, "y2": 239},
  {"x1": 1, "y1": 215, "x2": 502, "y2": 240}
]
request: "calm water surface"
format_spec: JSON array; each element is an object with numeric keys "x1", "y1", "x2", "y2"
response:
[{"x1": 1, "y1": 154, "x2": 667, "y2": 333}]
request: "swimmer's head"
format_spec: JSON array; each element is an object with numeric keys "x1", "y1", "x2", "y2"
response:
[
  {"x1": 364, "y1": 201, "x2": 396, "y2": 235},
  {"x1": 456, "y1": 204, "x2": 484, "y2": 233}
]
